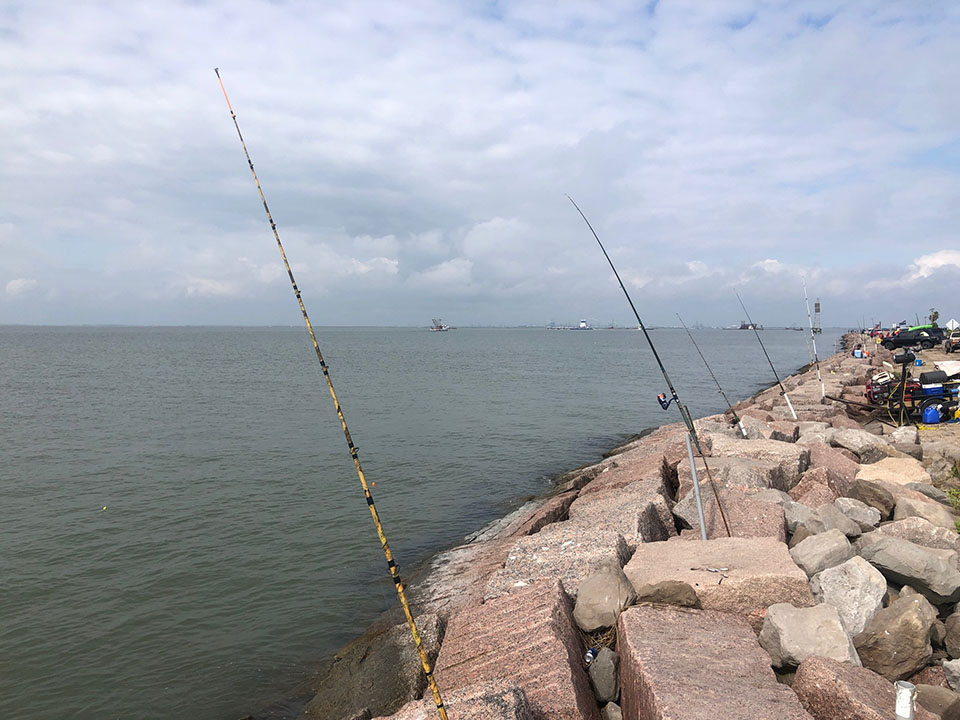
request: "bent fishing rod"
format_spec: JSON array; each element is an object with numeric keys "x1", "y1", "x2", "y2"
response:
[
  {"x1": 676, "y1": 314, "x2": 748, "y2": 439},
  {"x1": 802, "y1": 279, "x2": 825, "y2": 398},
  {"x1": 566, "y1": 195, "x2": 731, "y2": 538},
  {"x1": 735, "y1": 291, "x2": 798, "y2": 420},
  {"x1": 214, "y1": 69, "x2": 449, "y2": 720}
]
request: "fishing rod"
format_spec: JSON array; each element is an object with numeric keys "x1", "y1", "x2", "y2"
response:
[
  {"x1": 802, "y1": 279, "x2": 825, "y2": 398},
  {"x1": 566, "y1": 195, "x2": 731, "y2": 538},
  {"x1": 735, "y1": 291, "x2": 798, "y2": 420},
  {"x1": 214, "y1": 69, "x2": 449, "y2": 720},
  {"x1": 676, "y1": 314, "x2": 748, "y2": 439}
]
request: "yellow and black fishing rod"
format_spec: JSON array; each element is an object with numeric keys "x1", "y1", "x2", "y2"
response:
[
  {"x1": 676, "y1": 314, "x2": 748, "y2": 439},
  {"x1": 566, "y1": 195, "x2": 731, "y2": 538},
  {"x1": 214, "y1": 69, "x2": 448, "y2": 720}
]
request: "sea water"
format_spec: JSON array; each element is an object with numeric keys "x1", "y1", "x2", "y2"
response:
[{"x1": 0, "y1": 325, "x2": 842, "y2": 719}]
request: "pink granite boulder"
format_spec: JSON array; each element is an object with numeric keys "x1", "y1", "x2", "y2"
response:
[
  {"x1": 673, "y1": 487, "x2": 786, "y2": 542},
  {"x1": 623, "y1": 536, "x2": 813, "y2": 631},
  {"x1": 618, "y1": 605, "x2": 812, "y2": 720},
  {"x1": 434, "y1": 580, "x2": 599, "y2": 720},
  {"x1": 374, "y1": 679, "x2": 534, "y2": 720}
]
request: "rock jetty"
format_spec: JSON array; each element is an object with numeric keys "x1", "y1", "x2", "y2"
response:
[{"x1": 297, "y1": 335, "x2": 960, "y2": 720}]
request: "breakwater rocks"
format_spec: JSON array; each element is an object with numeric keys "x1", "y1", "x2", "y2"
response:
[{"x1": 299, "y1": 335, "x2": 960, "y2": 720}]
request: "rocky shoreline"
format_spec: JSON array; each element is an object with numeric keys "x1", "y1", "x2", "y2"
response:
[{"x1": 288, "y1": 334, "x2": 960, "y2": 720}]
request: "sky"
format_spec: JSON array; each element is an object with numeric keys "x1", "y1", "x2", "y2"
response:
[{"x1": 1, "y1": 0, "x2": 959, "y2": 328}]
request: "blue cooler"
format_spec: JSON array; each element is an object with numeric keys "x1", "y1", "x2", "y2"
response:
[{"x1": 922, "y1": 383, "x2": 943, "y2": 396}]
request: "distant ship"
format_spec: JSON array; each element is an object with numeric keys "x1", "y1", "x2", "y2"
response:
[
  {"x1": 430, "y1": 318, "x2": 452, "y2": 331},
  {"x1": 739, "y1": 320, "x2": 763, "y2": 330},
  {"x1": 546, "y1": 319, "x2": 594, "y2": 330}
]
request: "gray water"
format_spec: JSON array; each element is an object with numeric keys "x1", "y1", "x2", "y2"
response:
[{"x1": 0, "y1": 325, "x2": 841, "y2": 719}]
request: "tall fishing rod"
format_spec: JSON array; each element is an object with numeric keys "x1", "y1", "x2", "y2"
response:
[
  {"x1": 214, "y1": 69, "x2": 449, "y2": 720},
  {"x1": 566, "y1": 195, "x2": 731, "y2": 538},
  {"x1": 676, "y1": 314, "x2": 748, "y2": 439},
  {"x1": 735, "y1": 291, "x2": 798, "y2": 420},
  {"x1": 802, "y1": 279, "x2": 825, "y2": 398}
]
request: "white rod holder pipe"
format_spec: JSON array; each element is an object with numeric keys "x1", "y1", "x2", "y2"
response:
[
  {"x1": 686, "y1": 434, "x2": 708, "y2": 541},
  {"x1": 783, "y1": 392, "x2": 798, "y2": 420}
]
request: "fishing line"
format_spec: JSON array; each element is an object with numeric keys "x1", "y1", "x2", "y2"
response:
[
  {"x1": 676, "y1": 314, "x2": 748, "y2": 439},
  {"x1": 566, "y1": 195, "x2": 731, "y2": 538},
  {"x1": 214, "y1": 69, "x2": 448, "y2": 720},
  {"x1": 735, "y1": 291, "x2": 798, "y2": 420},
  {"x1": 802, "y1": 279, "x2": 825, "y2": 399}
]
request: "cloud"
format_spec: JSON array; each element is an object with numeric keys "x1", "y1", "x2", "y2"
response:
[
  {"x1": 906, "y1": 250, "x2": 960, "y2": 281},
  {"x1": 5, "y1": 278, "x2": 38, "y2": 296},
  {"x1": 1, "y1": 1, "x2": 959, "y2": 325}
]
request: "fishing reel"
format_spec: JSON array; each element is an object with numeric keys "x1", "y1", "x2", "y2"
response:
[{"x1": 657, "y1": 393, "x2": 673, "y2": 410}]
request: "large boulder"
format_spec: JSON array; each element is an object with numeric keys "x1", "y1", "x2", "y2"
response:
[
  {"x1": 945, "y1": 612, "x2": 960, "y2": 658},
  {"x1": 672, "y1": 487, "x2": 786, "y2": 541},
  {"x1": 484, "y1": 524, "x2": 631, "y2": 601},
  {"x1": 834, "y1": 497, "x2": 881, "y2": 532},
  {"x1": 573, "y1": 560, "x2": 637, "y2": 632},
  {"x1": 789, "y1": 467, "x2": 848, "y2": 503},
  {"x1": 806, "y1": 503, "x2": 862, "y2": 538},
  {"x1": 676, "y1": 455, "x2": 789, "y2": 498},
  {"x1": 848, "y1": 479, "x2": 896, "y2": 520},
  {"x1": 374, "y1": 680, "x2": 533, "y2": 720},
  {"x1": 810, "y1": 556, "x2": 887, "y2": 636},
  {"x1": 944, "y1": 658, "x2": 960, "y2": 692},
  {"x1": 858, "y1": 535, "x2": 960, "y2": 605},
  {"x1": 894, "y1": 496, "x2": 958, "y2": 531},
  {"x1": 434, "y1": 580, "x2": 600, "y2": 720},
  {"x1": 632, "y1": 580, "x2": 699, "y2": 607},
  {"x1": 853, "y1": 594, "x2": 938, "y2": 680},
  {"x1": 618, "y1": 606, "x2": 812, "y2": 720},
  {"x1": 792, "y1": 656, "x2": 938, "y2": 720},
  {"x1": 759, "y1": 603, "x2": 860, "y2": 668},
  {"x1": 707, "y1": 434, "x2": 811, "y2": 489},
  {"x1": 587, "y1": 648, "x2": 619, "y2": 704},
  {"x1": 856, "y1": 456, "x2": 933, "y2": 486},
  {"x1": 803, "y1": 442, "x2": 860, "y2": 487},
  {"x1": 789, "y1": 528, "x2": 854, "y2": 578},
  {"x1": 783, "y1": 501, "x2": 815, "y2": 535},
  {"x1": 567, "y1": 479, "x2": 676, "y2": 547},
  {"x1": 875, "y1": 516, "x2": 960, "y2": 553},
  {"x1": 300, "y1": 613, "x2": 445, "y2": 720},
  {"x1": 623, "y1": 536, "x2": 813, "y2": 631},
  {"x1": 832, "y1": 428, "x2": 895, "y2": 461}
]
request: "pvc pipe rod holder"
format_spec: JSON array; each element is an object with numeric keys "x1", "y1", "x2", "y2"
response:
[
  {"x1": 685, "y1": 433, "x2": 707, "y2": 541},
  {"x1": 895, "y1": 680, "x2": 916, "y2": 720}
]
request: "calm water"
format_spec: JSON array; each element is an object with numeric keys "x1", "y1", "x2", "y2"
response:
[{"x1": 1, "y1": 325, "x2": 841, "y2": 719}]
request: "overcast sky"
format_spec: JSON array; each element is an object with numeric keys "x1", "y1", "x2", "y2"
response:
[{"x1": 2, "y1": 1, "x2": 959, "y2": 327}]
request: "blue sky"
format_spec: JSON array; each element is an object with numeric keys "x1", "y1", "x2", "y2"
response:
[{"x1": 1, "y1": 0, "x2": 959, "y2": 327}]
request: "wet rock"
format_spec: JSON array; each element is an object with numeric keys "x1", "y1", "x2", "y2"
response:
[
  {"x1": 587, "y1": 648, "x2": 619, "y2": 704},
  {"x1": 484, "y1": 524, "x2": 631, "y2": 601},
  {"x1": 300, "y1": 613, "x2": 445, "y2": 720},
  {"x1": 806, "y1": 503, "x2": 862, "y2": 538},
  {"x1": 618, "y1": 605, "x2": 812, "y2": 720},
  {"x1": 895, "y1": 496, "x2": 958, "y2": 531},
  {"x1": 759, "y1": 602, "x2": 860, "y2": 668},
  {"x1": 573, "y1": 560, "x2": 637, "y2": 632},
  {"x1": 848, "y1": 479, "x2": 896, "y2": 519},
  {"x1": 632, "y1": 580, "x2": 699, "y2": 607},
  {"x1": 857, "y1": 457, "x2": 934, "y2": 487},
  {"x1": 810, "y1": 556, "x2": 887, "y2": 636},
  {"x1": 673, "y1": 487, "x2": 786, "y2": 541},
  {"x1": 834, "y1": 497, "x2": 881, "y2": 532},
  {"x1": 435, "y1": 580, "x2": 600, "y2": 720},
  {"x1": 916, "y1": 684, "x2": 960, "y2": 720},
  {"x1": 853, "y1": 594, "x2": 938, "y2": 680},
  {"x1": 790, "y1": 528, "x2": 854, "y2": 577},
  {"x1": 859, "y1": 535, "x2": 960, "y2": 605},
  {"x1": 624, "y1": 536, "x2": 813, "y2": 631},
  {"x1": 374, "y1": 679, "x2": 533, "y2": 720},
  {"x1": 792, "y1": 655, "x2": 938, "y2": 720}
]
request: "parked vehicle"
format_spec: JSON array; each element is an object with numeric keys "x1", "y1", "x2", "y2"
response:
[
  {"x1": 881, "y1": 327, "x2": 945, "y2": 351},
  {"x1": 944, "y1": 329, "x2": 960, "y2": 353}
]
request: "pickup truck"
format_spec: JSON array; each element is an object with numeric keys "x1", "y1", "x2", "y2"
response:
[
  {"x1": 881, "y1": 327, "x2": 945, "y2": 350},
  {"x1": 944, "y1": 329, "x2": 960, "y2": 353}
]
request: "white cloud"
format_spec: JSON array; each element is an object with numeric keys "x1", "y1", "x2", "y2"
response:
[
  {"x1": 907, "y1": 250, "x2": 960, "y2": 281},
  {"x1": 5, "y1": 278, "x2": 38, "y2": 296}
]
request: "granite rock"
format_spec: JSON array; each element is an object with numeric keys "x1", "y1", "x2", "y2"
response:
[
  {"x1": 834, "y1": 497, "x2": 881, "y2": 532},
  {"x1": 673, "y1": 487, "x2": 786, "y2": 541},
  {"x1": 853, "y1": 594, "x2": 938, "y2": 680},
  {"x1": 848, "y1": 479, "x2": 896, "y2": 520},
  {"x1": 810, "y1": 556, "x2": 886, "y2": 636},
  {"x1": 875, "y1": 516, "x2": 960, "y2": 553},
  {"x1": 373, "y1": 680, "x2": 534, "y2": 720},
  {"x1": 858, "y1": 535, "x2": 960, "y2": 605},
  {"x1": 759, "y1": 602, "x2": 861, "y2": 668},
  {"x1": 789, "y1": 528, "x2": 854, "y2": 578},
  {"x1": 894, "y1": 496, "x2": 958, "y2": 531},
  {"x1": 573, "y1": 560, "x2": 637, "y2": 632},
  {"x1": 806, "y1": 503, "x2": 862, "y2": 538}
]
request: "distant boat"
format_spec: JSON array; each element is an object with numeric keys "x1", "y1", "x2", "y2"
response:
[
  {"x1": 577, "y1": 319, "x2": 593, "y2": 330},
  {"x1": 430, "y1": 318, "x2": 452, "y2": 331},
  {"x1": 786, "y1": 326, "x2": 804, "y2": 331},
  {"x1": 546, "y1": 319, "x2": 594, "y2": 330},
  {"x1": 739, "y1": 320, "x2": 763, "y2": 330}
]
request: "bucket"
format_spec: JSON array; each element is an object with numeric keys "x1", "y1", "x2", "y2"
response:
[
  {"x1": 915, "y1": 358, "x2": 923, "y2": 367},
  {"x1": 922, "y1": 406, "x2": 940, "y2": 424}
]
